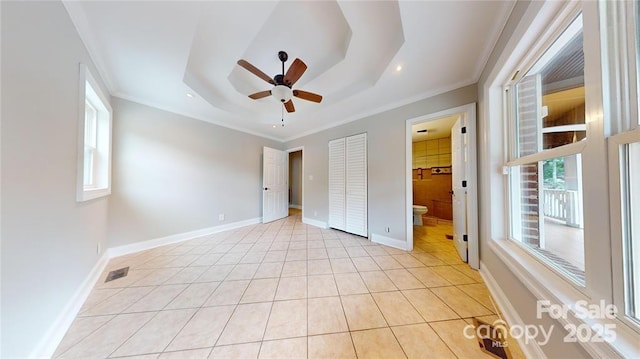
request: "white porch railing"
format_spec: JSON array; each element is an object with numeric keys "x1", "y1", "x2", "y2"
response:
[{"x1": 543, "y1": 189, "x2": 583, "y2": 228}]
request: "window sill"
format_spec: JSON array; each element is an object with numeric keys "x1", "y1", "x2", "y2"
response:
[
  {"x1": 77, "y1": 187, "x2": 110, "y2": 202},
  {"x1": 488, "y1": 237, "x2": 640, "y2": 358}
]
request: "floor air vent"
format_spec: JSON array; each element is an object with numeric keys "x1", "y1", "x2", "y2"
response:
[{"x1": 105, "y1": 267, "x2": 129, "y2": 283}]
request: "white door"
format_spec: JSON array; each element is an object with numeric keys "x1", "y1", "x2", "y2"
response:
[
  {"x1": 451, "y1": 117, "x2": 468, "y2": 262},
  {"x1": 345, "y1": 133, "x2": 368, "y2": 237},
  {"x1": 328, "y1": 138, "x2": 346, "y2": 231},
  {"x1": 263, "y1": 146, "x2": 288, "y2": 223}
]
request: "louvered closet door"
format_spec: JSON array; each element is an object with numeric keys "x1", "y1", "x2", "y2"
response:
[
  {"x1": 345, "y1": 133, "x2": 367, "y2": 236},
  {"x1": 328, "y1": 138, "x2": 346, "y2": 231}
]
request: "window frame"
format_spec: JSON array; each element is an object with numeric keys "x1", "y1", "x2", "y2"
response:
[
  {"x1": 609, "y1": 129, "x2": 640, "y2": 334},
  {"x1": 76, "y1": 63, "x2": 112, "y2": 202},
  {"x1": 605, "y1": 0, "x2": 640, "y2": 335},
  {"x1": 504, "y1": 7, "x2": 589, "y2": 290}
]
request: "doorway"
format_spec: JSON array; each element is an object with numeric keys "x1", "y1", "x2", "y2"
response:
[
  {"x1": 405, "y1": 103, "x2": 479, "y2": 269},
  {"x1": 288, "y1": 149, "x2": 303, "y2": 217}
]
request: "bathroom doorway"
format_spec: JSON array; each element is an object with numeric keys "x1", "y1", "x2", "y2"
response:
[
  {"x1": 288, "y1": 148, "x2": 303, "y2": 217},
  {"x1": 405, "y1": 103, "x2": 479, "y2": 269}
]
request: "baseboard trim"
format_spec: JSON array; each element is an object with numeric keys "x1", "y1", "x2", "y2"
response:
[
  {"x1": 30, "y1": 252, "x2": 110, "y2": 359},
  {"x1": 108, "y1": 217, "x2": 262, "y2": 258},
  {"x1": 302, "y1": 217, "x2": 327, "y2": 229},
  {"x1": 479, "y1": 262, "x2": 547, "y2": 359},
  {"x1": 288, "y1": 204, "x2": 302, "y2": 210},
  {"x1": 371, "y1": 233, "x2": 410, "y2": 251},
  {"x1": 31, "y1": 217, "x2": 262, "y2": 359}
]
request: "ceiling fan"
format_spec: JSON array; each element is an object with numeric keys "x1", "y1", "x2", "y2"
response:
[{"x1": 237, "y1": 51, "x2": 323, "y2": 113}]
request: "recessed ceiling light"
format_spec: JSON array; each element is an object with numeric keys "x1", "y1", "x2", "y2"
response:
[
  {"x1": 396, "y1": 65, "x2": 403, "y2": 72},
  {"x1": 186, "y1": 93, "x2": 194, "y2": 98},
  {"x1": 272, "y1": 125, "x2": 277, "y2": 128}
]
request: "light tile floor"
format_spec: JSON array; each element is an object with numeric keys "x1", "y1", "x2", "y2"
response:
[{"x1": 54, "y1": 215, "x2": 525, "y2": 358}]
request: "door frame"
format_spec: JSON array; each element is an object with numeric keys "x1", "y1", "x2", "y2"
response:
[
  {"x1": 405, "y1": 103, "x2": 479, "y2": 269},
  {"x1": 286, "y1": 146, "x2": 304, "y2": 218}
]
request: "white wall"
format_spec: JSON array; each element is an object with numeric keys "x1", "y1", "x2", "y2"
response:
[
  {"x1": 107, "y1": 98, "x2": 282, "y2": 247},
  {"x1": 284, "y1": 85, "x2": 476, "y2": 243},
  {"x1": 1, "y1": 2, "x2": 111, "y2": 357}
]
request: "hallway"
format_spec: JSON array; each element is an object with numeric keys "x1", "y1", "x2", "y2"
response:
[{"x1": 54, "y1": 216, "x2": 524, "y2": 358}]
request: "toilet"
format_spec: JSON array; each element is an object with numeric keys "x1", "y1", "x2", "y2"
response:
[{"x1": 412, "y1": 205, "x2": 429, "y2": 226}]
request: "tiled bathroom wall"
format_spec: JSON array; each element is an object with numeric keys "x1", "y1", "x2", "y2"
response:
[{"x1": 412, "y1": 137, "x2": 453, "y2": 222}]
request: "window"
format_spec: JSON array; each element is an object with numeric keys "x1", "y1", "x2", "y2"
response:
[
  {"x1": 507, "y1": 14, "x2": 586, "y2": 284},
  {"x1": 485, "y1": 0, "x2": 640, "y2": 355},
  {"x1": 77, "y1": 64, "x2": 112, "y2": 201}
]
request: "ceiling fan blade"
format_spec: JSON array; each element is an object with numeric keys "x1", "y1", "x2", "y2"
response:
[
  {"x1": 293, "y1": 90, "x2": 322, "y2": 103},
  {"x1": 283, "y1": 58, "x2": 307, "y2": 86},
  {"x1": 237, "y1": 59, "x2": 275, "y2": 85},
  {"x1": 284, "y1": 99, "x2": 295, "y2": 113},
  {"x1": 248, "y1": 90, "x2": 271, "y2": 100}
]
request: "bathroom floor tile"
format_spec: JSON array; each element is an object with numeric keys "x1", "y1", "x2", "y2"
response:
[
  {"x1": 401, "y1": 289, "x2": 459, "y2": 322},
  {"x1": 391, "y1": 323, "x2": 456, "y2": 359},
  {"x1": 240, "y1": 278, "x2": 278, "y2": 303},
  {"x1": 457, "y1": 283, "x2": 497, "y2": 312},
  {"x1": 275, "y1": 276, "x2": 307, "y2": 300},
  {"x1": 123, "y1": 284, "x2": 187, "y2": 313},
  {"x1": 330, "y1": 258, "x2": 357, "y2": 273},
  {"x1": 209, "y1": 343, "x2": 261, "y2": 359},
  {"x1": 204, "y1": 280, "x2": 250, "y2": 306},
  {"x1": 307, "y1": 297, "x2": 348, "y2": 335},
  {"x1": 334, "y1": 273, "x2": 368, "y2": 295},
  {"x1": 340, "y1": 294, "x2": 387, "y2": 331},
  {"x1": 307, "y1": 259, "x2": 333, "y2": 275},
  {"x1": 159, "y1": 348, "x2": 211, "y2": 359},
  {"x1": 58, "y1": 312, "x2": 156, "y2": 358},
  {"x1": 359, "y1": 271, "x2": 397, "y2": 292},
  {"x1": 372, "y1": 256, "x2": 404, "y2": 270},
  {"x1": 264, "y1": 299, "x2": 307, "y2": 340},
  {"x1": 217, "y1": 302, "x2": 272, "y2": 345},
  {"x1": 307, "y1": 333, "x2": 356, "y2": 359},
  {"x1": 429, "y1": 319, "x2": 496, "y2": 359},
  {"x1": 53, "y1": 315, "x2": 114, "y2": 357},
  {"x1": 429, "y1": 265, "x2": 477, "y2": 285},
  {"x1": 111, "y1": 309, "x2": 196, "y2": 357},
  {"x1": 350, "y1": 328, "x2": 406, "y2": 359},
  {"x1": 307, "y1": 274, "x2": 339, "y2": 298},
  {"x1": 165, "y1": 306, "x2": 234, "y2": 351},
  {"x1": 371, "y1": 291, "x2": 424, "y2": 326},
  {"x1": 351, "y1": 257, "x2": 381, "y2": 272},
  {"x1": 384, "y1": 269, "x2": 425, "y2": 290},
  {"x1": 407, "y1": 267, "x2": 452, "y2": 287},
  {"x1": 57, "y1": 217, "x2": 525, "y2": 359},
  {"x1": 430, "y1": 286, "x2": 493, "y2": 318},
  {"x1": 281, "y1": 261, "x2": 307, "y2": 277},
  {"x1": 258, "y1": 337, "x2": 307, "y2": 359}
]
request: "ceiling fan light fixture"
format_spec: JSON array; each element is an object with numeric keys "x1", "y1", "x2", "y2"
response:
[{"x1": 271, "y1": 85, "x2": 292, "y2": 103}]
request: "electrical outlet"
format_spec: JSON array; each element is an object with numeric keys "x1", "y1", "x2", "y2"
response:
[{"x1": 218, "y1": 213, "x2": 225, "y2": 221}]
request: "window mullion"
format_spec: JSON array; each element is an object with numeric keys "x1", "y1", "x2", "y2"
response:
[{"x1": 506, "y1": 140, "x2": 586, "y2": 167}]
